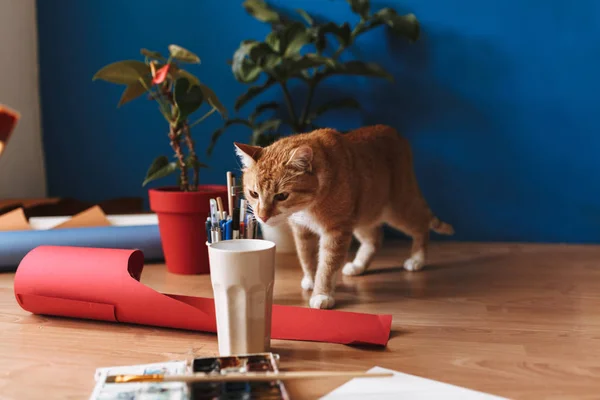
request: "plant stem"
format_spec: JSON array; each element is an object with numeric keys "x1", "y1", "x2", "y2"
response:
[
  {"x1": 182, "y1": 122, "x2": 199, "y2": 190},
  {"x1": 169, "y1": 125, "x2": 188, "y2": 191},
  {"x1": 299, "y1": 80, "x2": 317, "y2": 131},
  {"x1": 189, "y1": 107, "x2": 218, "y2": 129},
  {"x1": 279, "y1": 82, "x2": 300, "y2": 132}
]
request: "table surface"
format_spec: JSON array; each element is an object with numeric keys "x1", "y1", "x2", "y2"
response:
[{"x1": 1, "y1": 240, "x2": 600, "y2": 399}]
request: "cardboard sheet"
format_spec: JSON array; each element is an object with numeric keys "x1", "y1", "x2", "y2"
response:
[
  {"x1": 0, "y1": 205, "x2": 111, "y2": 231},
  {"x1": 14, "y1": 246, "x2": 392, "y2": 346},
  {"x1": 0, "y1": 208, "x2": 31, "y2": 231}
]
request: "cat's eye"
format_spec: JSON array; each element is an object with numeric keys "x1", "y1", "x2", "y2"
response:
[
  {"x1": 274, "y1": 192, "x2": 289, "y2": 202},
  {"x1": 249, "y1": 190, "x2": 259, "y2": 199}
]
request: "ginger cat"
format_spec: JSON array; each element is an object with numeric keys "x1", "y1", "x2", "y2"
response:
[{"x1": 234, "y1": 125, "x2": 454, "y2": 309}]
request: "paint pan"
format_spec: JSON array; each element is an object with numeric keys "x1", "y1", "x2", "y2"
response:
[
  {"x1": 90, "y1": 352, "x2": 289, "y2": 400},
  {"x1": 190, "y1": 353, "x2": 289, "y2": 400}
]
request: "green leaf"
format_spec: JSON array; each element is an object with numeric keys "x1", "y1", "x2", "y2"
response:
[
  {"x1": 238, "y1": 60, "x2": 263, "y2": 83},
  {"x1": 243, "y1": 0, "x2": 280, "y2": 23},
  {"x1": 277, "y1": 54, "x2": 334, "y2": 80},
  {"x1": 93, "y1": 60, "x2": 150, "y2": 85},
  {"x1": 326, "y1": 60, "x2": 394, "y2": 81},
  {"x1": 247, "y1": 42, "x2": 281, "y2": 70},
  {"x1": 168, "y1": 44, "x2": 201, "y2": 63},
  {"x1": 252, "y1": 132, "x2": 281, "y2": 146},
  {"x1": 266, "y1": 31, "x2": 280, "y2": 52},
  {"x1": 234, "y1": 78, "x2": 276, "y2": 111},
  {"x1": 177, "y1": 70, "x2": 228, "y2": 118},
  {"x1": 250, "y1": 101, "x2": 279, "y2": 123},
  {"x1": 296, "y1": 9, "x2": 314, "y2": 26},
  {"x1": 232, "y1": 41, "x2": 264, "y2": 83},
  {"x1": 347, "y1": 0, "x2": 370, "y2": 19},
  {"x1": 309, "y1": 98, "x2": 360, "y2": 120},
  {"x1": 317, "y1": 22, "x2": 352, "y2": 48},
  {"x1": 176, "y1": 69, "x2": 201, "y2": 86},
  {"x1": 372, "y1": 9, "x2": 420, "y2": 42},
  {"x1": 143, "y1": 156, "x2": 177, "y2": 186},
  {"x1": 117, "y1": 76, "x2": 152, "y2": 107},
  {"x1": 197, "y1": 83, "x2": 228, "y2": 118},
  {"x1": 140, "y1": 48, "x2": 165, "y2": 60},
  {"x1": 315, "y1": 32, "x2": 327, "y2": 54},
  {"x1": 252, "y1": 119, "x2": 281, "y2": 144},
  {"x1": 186, "y1": 156, "x2": 209, "y2": 169},
  {"x1": 174, "y1": 77, "x2": 204, "y2": 120},
  {"x1": 207, "y1": 119, "x2": 253, "y2": 155},
  {"x1": 249, "y1": 42, "x2": 277, "y2": 60},
  {"x1": 280, "y1": 22, "x2": 310, "y2": 57}
]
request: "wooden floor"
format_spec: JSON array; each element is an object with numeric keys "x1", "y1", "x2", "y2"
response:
[{"x1": 1, "y1": 241, "x2": 600, "y2": 399}]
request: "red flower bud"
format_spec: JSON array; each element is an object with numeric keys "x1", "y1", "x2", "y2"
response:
[{"x1": 152, "y1": 64, "x2": 170, "y2": 85}]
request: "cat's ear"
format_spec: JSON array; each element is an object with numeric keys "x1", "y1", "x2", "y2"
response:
[
  {"x1": 234, "y1": 142, "x2": 262, "y2": 169},
  {"x1": 286, "y1": 145, "x2": 313, "y2": 172}
]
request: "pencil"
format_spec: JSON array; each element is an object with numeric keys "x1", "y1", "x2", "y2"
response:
[
  {"x1": 105, "y1": 370, "x2": 393, "y2": 384},
  {"x1": 216, "y1": 197, "x2": 224, "y2": 219},
  {"x1": 226, "y1": 171, "x2": 233, "y2": 215}
]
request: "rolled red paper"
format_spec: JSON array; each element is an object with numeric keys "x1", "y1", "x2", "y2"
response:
[{"x1": 13, "y1": 246, "x2": 392, "y2": 346}]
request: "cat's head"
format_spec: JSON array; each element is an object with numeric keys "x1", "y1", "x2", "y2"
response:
[{"x1": 234, "y1": 141, "x2": 319, "y2": 226}]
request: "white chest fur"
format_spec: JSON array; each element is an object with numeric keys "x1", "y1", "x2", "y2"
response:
[{"x1": 289, "y1": 211, "x2": 323, "y2": 235}]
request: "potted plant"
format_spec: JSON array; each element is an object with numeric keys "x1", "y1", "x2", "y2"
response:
[
  {"x1": 93, "y1": 44, "x2": 228, "y2": 274},
  {"x1": 209, "y1": 0, "x2": 419, "y2": 252}
]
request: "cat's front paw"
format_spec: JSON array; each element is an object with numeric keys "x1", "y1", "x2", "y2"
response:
[
  {"x1": 301, "y1": 276, "x2": 314, "y2": 291},
  {"x1": 403, "y1": 256, "x2": 424, "y2": 271},
  {"x1": 342, "y1": 261, "x2": 366, "y2": 276},
  {"x1": 309, "y1": 294, "x2": 335, "y2": 309}
]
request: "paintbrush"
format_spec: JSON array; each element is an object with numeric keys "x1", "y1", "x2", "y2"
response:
[{"x1": 105, "y1": 370, "x2": 393, "y2": 384}]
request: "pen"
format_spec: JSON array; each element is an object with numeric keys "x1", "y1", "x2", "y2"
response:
[
  {"x1": 246, "y1": 215, "x2": 256, "y2": 239},
  {"x1": 232, "y1": 208, "x2": 240, "y2": 239},
  {"x1": 220, "y1": 212, "x2": 228, "y2": 234},
  {"x1": 205, "y1": 217, "x2": 212, "y2": 244},
  {"x1": 224, "y1": 216, "x2": 232, "y2": 240},
  {"x1": 240, "y1": 200, "x2": 246, "y2": 238},
  {"x1": 209, "y1": 199, "x2": 220, "y2": 243},
  {"x1": 226, "y1": 172, "x2": 233, "y2": 215},
  {"x1": 232, "y1": 176, "x2": 237, "y2": 207}
]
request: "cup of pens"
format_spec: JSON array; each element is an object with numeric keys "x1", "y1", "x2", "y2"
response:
[
  {"x1": 206, "y1": 197, "x2": 258, "y2": 243},
  {"x1": 207, "y1": 239, "x2": 276, "y2": 356}
]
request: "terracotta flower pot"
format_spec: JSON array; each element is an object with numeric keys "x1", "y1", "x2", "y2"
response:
[{"x1": 148, "y1": 185, "x2": 228, "y2": 275}]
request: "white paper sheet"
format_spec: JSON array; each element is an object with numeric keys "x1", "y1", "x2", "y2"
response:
[
  {"x1": 320, "y1": 366, "x2": 508, "y2": 400},
  {"x1": 28, "y1": 213, "x2": 158, "y2": 230}
]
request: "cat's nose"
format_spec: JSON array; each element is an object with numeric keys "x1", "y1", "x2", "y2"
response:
[{"x1": 260, "y1": 214, "x2": 270, "y2": 223}]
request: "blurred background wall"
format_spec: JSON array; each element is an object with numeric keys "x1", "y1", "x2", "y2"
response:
[{"x1": 34, "y1": 0, "x2": 600, "y2": 242}]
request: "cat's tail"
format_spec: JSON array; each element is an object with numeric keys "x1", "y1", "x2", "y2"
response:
[{"x1": 430, "y1": 217, "x2": 454, "y2": 235}]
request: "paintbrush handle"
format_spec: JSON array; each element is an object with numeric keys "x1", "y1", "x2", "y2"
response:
[{"x1": 108, "y1": 371, "x2": 393, "y2": 384}]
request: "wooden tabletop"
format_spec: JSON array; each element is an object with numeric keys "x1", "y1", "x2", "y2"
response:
[{"x1": 1, "y1": 241, "x2": 600, "y2": 399}]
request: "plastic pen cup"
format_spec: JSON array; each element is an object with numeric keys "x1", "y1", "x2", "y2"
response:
[{"x1": 207, "y1": 239, "x2": 276, "y2": 356}]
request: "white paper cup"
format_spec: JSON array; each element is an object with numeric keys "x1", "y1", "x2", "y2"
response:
[{"x1": 207, "y1": 239, "x2": 276, "y2": 356}]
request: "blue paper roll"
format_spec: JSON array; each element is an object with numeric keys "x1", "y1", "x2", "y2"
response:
[{"x1": 0, "y1": 225, "x2": 164, "y2": 272}]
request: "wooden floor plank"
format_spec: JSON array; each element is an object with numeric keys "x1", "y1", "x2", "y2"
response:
[{"x1": 0, "y1": 241, "x2": 599, "y2": 399}]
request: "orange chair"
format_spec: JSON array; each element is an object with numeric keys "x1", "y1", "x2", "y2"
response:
[{"x1": 0, "y1": 104, "x2": 20, "y2": 158}]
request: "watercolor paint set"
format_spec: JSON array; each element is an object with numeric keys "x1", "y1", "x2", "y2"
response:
[{"x1": 89, "y1": 352, "x2": 289, "y2": 400}]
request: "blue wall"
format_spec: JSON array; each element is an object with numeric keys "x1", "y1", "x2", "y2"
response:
[{"x1": 36, "y1": 0, "x2": 600, "y2": 243}]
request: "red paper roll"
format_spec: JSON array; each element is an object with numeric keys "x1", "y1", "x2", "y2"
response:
[{"x1": 14, "y1": 246, "x2": 392, "y2": 346}]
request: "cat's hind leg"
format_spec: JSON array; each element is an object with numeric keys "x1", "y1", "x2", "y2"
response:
[
  {"x1": 342, "y1": 224, "x2": 383, "y2": 276},
  {"x1": 385, "y1": 208, "x2": 431, "y2": 272}
]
